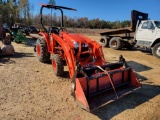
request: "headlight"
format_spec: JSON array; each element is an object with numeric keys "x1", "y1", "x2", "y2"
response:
[
  {"x1": 73, "y1": 41, "x2": 79, "y2": 49},
  {"x1": 84, "y1": 43, "x2": 89, "y2": 47},
  {"x1": 73, "y1": 42, "x2": 89, "y2": 49}
]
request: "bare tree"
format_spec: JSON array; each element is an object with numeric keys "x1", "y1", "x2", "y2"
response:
[
  {"x1": 48, "y1": 0, "x2": 56, "y2": 26},
  {"x1": 19, "y1": 0, "x2": 31, "y2": 25}
]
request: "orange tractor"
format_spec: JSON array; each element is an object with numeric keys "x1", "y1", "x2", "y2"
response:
[{"x1": 35, "y1": 4, "x2": 141, "y2": 111}]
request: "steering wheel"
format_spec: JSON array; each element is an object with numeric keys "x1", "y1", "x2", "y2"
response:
[
  {"x1": 58, "y1": 27, "x2": 67, "y2": 32},
  {"x1": 48, "y1": 27, "x2": 59, "y2": 34}
]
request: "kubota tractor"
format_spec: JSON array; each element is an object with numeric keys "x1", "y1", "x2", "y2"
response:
[{"x1": 35, "y1": 4, "x2": 141, "y2": 111}]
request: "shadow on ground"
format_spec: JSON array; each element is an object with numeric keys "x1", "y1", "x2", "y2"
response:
[
  {"x1": 127, "y1": 60, "x2": 152, "y2": 72},
  {"x1": 120, "y1": 47, "x2": 153, "y2": 56},
  {"x1": 14, "y1": 52, "x2": 35, "y2": 58},
  {"x1": 92, "y1": 83, "x2": 160, "y2": 120},
  {"x1": 0, "y1": 57, "x2": 15, "y2": 64},
  {"x1": 138, "y1": 48, "x2": 152, "y2": 56},
  {"x1": 62, "y1": 71, "x2": 70, "y2": 78},
  {"x1": 0, "y1": 52, "x2": 35, "y2": 64},
  {"x1": 43, "y1": 61, "x2": 71, "y2": 78}
]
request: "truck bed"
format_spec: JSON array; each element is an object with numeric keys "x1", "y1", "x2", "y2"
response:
[
  {"x1": 100, "y1": 10, "x2": 148, "y2": 36},
  {"x1": 100, "y1": 27, "x2": 133, "y2": 36}
]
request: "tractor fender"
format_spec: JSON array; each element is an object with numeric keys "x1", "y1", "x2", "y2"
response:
[
  {"x1": 38, "y1": 32, "x2": 51, "y2": 52},
  {"x1": 51, "y1": 34, "x2": 76, "y2": 78}
]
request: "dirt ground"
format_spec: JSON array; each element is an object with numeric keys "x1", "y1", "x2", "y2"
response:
[{"x1": 0, "y1": 35, "x2": 160, "y2": 120}]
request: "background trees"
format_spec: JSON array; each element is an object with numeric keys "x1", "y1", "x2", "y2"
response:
[{"x1": 0, "y1": 0, "x2": 130, "y2": 29}]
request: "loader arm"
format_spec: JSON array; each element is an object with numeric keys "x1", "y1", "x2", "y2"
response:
[{"x1": 50, "y1": 33, "x2": 77, "y2": 78}]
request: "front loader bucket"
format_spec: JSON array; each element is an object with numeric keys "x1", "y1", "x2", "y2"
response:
[{"x1": 74, "y1": 62, "x2": 141, "y2": 111}]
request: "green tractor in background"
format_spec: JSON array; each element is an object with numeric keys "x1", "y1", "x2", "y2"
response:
[
  {"x1": 10, "y1": 26, "x2": 26, "y2": 43},
  {"x1": 14, "y1": 29, "x2": 26, "y2": 43}
]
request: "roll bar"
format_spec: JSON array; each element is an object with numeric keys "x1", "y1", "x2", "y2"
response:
[{"x1": 40, "y1": 4, "x2": 77, "y2": 32}]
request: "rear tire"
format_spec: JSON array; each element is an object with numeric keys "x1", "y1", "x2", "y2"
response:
[
  {"x1": 152, "y1": 43, "x2": 160, "y2": 58},
  {"x1": 99, "y1": 36, "x2": 109, "y2": 47},
  {"x1": 52, "y1": 54, "x2": 64, "y2": 76},
  {"x1": 109, "y1": 37, "x2": 122, "y2": 50},
  {"x1": 36, "y1": 38, "x2": 50, "y2": 63}
]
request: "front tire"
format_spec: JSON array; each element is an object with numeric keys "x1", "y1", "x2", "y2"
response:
[
  {"x1": 36, "y1": 38, "x2": 50, "y2": 63},
  {"x1": 52, "y1": 54, "x2": 64, "y2": 76},
  {"x1": 152, "y1": 43, "x2": 160, "y2": 58}
]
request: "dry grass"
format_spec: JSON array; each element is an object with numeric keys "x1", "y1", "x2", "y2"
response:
[{"x1": 66, "y1": 28, "x2": 108, "y2": 35}]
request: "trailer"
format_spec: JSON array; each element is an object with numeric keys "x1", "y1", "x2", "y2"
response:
[{"x1": 99, "y1": 10, "x2": 160, "y2": 58}]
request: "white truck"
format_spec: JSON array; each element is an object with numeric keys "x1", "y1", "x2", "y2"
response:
[{"x1": 99, "y1": 10, "x2": 160, "y2": 58}]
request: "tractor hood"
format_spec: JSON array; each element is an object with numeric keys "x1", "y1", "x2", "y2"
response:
[{"x1": 62, "y1": 32, "x2": 91, "y2": 48}]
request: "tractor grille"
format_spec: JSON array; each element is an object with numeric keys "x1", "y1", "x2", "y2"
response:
[
  {"x1": 74, "y1": 43, "x2": 90, "y2": 59},
  {"x1": 80, "y1": 47, "x2": 90, "y2": 59}
]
